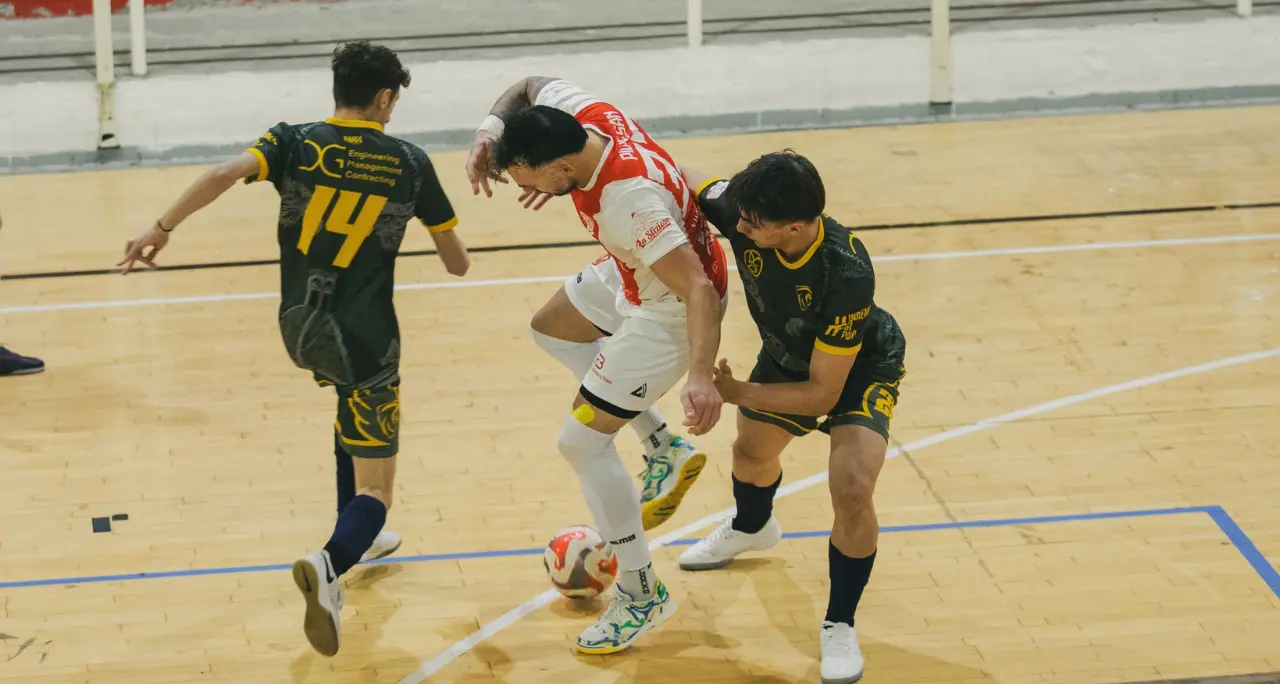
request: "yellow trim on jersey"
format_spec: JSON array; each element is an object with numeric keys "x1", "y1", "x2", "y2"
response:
[
  {"x1": 695, "y1": 176, "x2": 725, "y2": 198},
  {"x1": 424, "y1": 216, "x2": 459, "y2": 234},
  {"x1": 749, "y1": 408, "x2": 815, "y2": 433},
  {"x1": 814, "y1": 339, "x2": 862, "y2": 357},
  {"x1": 246, "y1": 147, "x2": 269, "y2": 183},
  {"x1": 777, "y1": 216, "x2": 824, "y2": 270},
  {"x1": 325, "y1": 117, "x2": 384, "y2": 132}
]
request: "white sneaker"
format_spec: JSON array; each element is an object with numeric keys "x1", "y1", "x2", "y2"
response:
[
  {"x1": 677, "y1": 516, "x2": 782, "y2": 571},
  {"x1": 639, "y1": 436, "x2": 707, "y2": 531},
  {"x1": 820, "y1": 621, "x2": 865, "y2": 683},
  {"x1": 291, "y1": 550, "x2": 344, "y2": 657},
  {"x1": 360, "y1": 530, "x2": 402, "y2": 563}
]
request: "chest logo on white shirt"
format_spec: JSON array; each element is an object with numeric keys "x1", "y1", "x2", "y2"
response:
[{"x1": 579, "y1": 211, "x2": 598, "y2": 235}]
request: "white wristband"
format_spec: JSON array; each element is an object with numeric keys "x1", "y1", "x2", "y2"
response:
[{"x1": 478, "y1": 114, "x2": 504, "y2": 138}]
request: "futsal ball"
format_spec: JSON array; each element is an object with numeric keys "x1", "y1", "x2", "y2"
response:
[{"x1": 543, "y1": 525, "x2": 618, "y2": 599}]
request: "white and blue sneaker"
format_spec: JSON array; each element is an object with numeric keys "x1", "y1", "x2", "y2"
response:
[
  {"x1": 575, "y1": 580, "x2": 677, "y2": 654},
  {"x1": 640, "y1": 436, "x2": 707, "y2": 531}
]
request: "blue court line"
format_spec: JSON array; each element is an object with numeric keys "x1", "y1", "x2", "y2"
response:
[
  {"x1": 1205, "y1": 505, "x2": 1280, "y2": 600},
  {"x1": 3, "y1": 505, "x2": 1277, "y2": 599}
]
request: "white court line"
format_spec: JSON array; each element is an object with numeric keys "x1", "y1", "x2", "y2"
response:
[
  {"x1": 2, "y1": 232, "x2": 1277, "y2": 316},
  {"x1": 397, "y1": 345, "x2": 1280, "y2": 683}
]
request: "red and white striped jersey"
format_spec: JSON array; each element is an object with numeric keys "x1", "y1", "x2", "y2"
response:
[{"x1": 535, "y1": 80, "x2": 729, "y2": 322}]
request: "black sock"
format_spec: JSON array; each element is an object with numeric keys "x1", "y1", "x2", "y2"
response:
[
  {"x1": 322, "y1": 494, "x2": 386, "y2": 577},
  {"x1": 825, "y1": 542, "x2": 876, "y2": 626},
  {"x1": 334, "y1": 436, "x2": 355, "y2": 514},
  {"x1": 730, "y1": 471, "x2": 781, "y2": 534}
]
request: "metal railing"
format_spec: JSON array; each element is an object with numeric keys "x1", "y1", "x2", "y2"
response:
[{"x1": 87, "y1": 0, "x2": 1257, "y2": 150}]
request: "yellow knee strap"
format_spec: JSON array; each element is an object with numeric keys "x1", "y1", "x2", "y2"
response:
[{"x1": 571, "y1": 403, "x2": 596, "y2": 425}]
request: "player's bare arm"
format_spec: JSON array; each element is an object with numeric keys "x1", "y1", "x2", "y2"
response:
[
  {"x1": 465, "y1": 76, "x2": 560, "y2": 197},
  {"x1": 429, "y1": 226, "x2": 470, "y2": 276},
  {"x1": 117, "y1": 150, "x2": 260, "y2": 274},
  {"x1": 677, "y1": 164, "x2": 713, "y2": 195},
  {"x1": 649, "y1": 243, "x2": 724, "y2": 435},
  {"x1": 715, "y1": 345, "x2": 859, "y2": 417}
]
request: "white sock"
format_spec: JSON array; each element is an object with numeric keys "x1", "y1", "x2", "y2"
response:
[
  {"x1": 630, "y1": 409, "x2": 672, "y2": 459},
  {"x1": 556, "y1": 415, "x2": 655, "y2": 597},
  {"x1": 530, "y1": 328, "x2": 600, "y2": 379}
]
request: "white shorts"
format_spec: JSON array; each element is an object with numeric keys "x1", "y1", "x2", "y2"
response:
[
  {"x1": 582, "y1": 315, "x2": 689, "y2": 416},
  {"x1": 566, "y1": 256, "x2": 727, "y2": 416},
  {"x1": 564, "y1": 256, "x2": 625, "y2": 335},
  {"x1": 565, "y1": 257, "x2": 680, "y2": 415}
]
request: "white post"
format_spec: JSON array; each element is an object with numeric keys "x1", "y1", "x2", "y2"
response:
[
  {"x1": 129, "y1": 0, "x2": 147, "y2": 76},
  {"x1": 687, "y1": 0, "x2": 703, "y2": 48},
  {"x1": 929, "y1": 0, "x2": 953, "y2": 105},
  {"x1": 93, "y1": 0, "x2": 120, "y2": 149},
  {"x1": 1237, "y1": 0, "x2": 1252, "y2": 17}
]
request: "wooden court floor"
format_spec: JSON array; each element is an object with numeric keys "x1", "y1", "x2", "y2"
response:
[{"x1": 1, "y1": 104, "x2": 1279, "y2": 684}]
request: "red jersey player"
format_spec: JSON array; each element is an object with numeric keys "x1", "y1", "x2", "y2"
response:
[{"x1": 465, "y1": 77, "x2": 728, "y2": 654}]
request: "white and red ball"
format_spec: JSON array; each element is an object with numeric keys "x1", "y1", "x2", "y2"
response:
[{"x1": 543, "y1": 525, "x2": 618, "y2": 599}]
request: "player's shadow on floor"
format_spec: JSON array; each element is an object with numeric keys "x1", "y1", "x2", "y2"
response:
[{"x1": 288, "y1": 563, "x2": 419, "y2": 683}]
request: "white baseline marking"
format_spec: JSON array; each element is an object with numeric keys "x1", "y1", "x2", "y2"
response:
[
  {"x1": 2, "y1": 232, "x2": 1277, "y2": 316},
  {"x1": 398, "y1": 345, "x2": 1280, "y2": 683}
]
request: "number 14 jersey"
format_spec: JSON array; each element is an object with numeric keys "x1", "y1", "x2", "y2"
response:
[{"x1": 245, "y1": 117, "x2": 457, "y2": 387}]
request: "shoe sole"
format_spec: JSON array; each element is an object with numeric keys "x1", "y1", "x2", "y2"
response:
[
  {"x1": 640, "y1": 451, "x2": 706, "y2": 531},
  {"x1": 821, "y1": 671, "x2": 864, "y2": 684},
  {"x1": 291, "y1": 559, "x2": 340, "y2": 657},
  {"x1": 0, "y1": 367, "x2": 44, "y2": 376},
  {"x1": 361, "y1": 536, "x2": 403, "y2": 563},
  {"x1": 574, "y1": 597, "x2": 678, "y2": 655}
]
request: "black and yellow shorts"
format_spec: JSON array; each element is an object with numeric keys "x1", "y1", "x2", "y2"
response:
[
  {"x1": 740, "y1": 338, "x2": 905, "y2": 439},
  {"x1": 317, "y1": 374, "x2": 401, "y2": 458}
]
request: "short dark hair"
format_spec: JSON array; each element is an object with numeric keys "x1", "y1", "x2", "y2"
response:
[
  {"x1": 331, "y1": 41, "x2": 411, "y2": 109},
  {"x1": 492, "y1": 105, "x2": 588, "y2": 170},
  {"x1": 725, "y1": 149, "x2": 826, "y2": 224}
]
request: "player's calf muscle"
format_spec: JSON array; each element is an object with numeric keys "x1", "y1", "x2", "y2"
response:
[
  {"x1": 731, "y1": 436, "x2": 783, "y2": 486},
  {"x1": 353, "y1": 457, "x2": 397, "y2": 510}
]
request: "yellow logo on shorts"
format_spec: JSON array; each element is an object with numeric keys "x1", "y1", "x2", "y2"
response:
[
  {"x1": 796, "y1": 285, "x2": 813, "y2": 310},
  {"x1": 376, "y1": 398, "x2": 399, "y2": 439},
  {"x1": 744, "y1": 249, "x2": 764, "y2": 277}
]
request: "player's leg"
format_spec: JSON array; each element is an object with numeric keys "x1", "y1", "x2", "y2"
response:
[
  {"x1": 293, "y1": 380, "x2": 401, "y2": 657},
  {"x1": 818, "y1": 357, "x2": 904, "y2": 682},
  {"x1": 560, "y1": 317, "x2": 686, "y2": 653},
  {"x1": 678, "y1": 351, "x2": 815, "y2": 570},
  {"x1": 677, "y1": 410, "x2": 799, "y2": 570},
  {"x1": 533, "y1": 260, "x2": 705, "y2": 529},
  {"x1": 0, "y1": 345, "x2": 45, "y2": 376},
  {"x1": 817, "y1": 419, "x2": 888, "y2": 683},
  {"x1": 317, "y1": 375, "x2": 400, "y2": 563},
  {"x1": 533, "y1": 259, "x2": 672, "y2": 451}
]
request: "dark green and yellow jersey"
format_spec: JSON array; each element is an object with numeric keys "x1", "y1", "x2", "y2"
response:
[
  {"x1": 246, "y1": 117, "x2": 457, "y2": 387},
  {"x1": 696, "y1": 177, "x2": 889, "y2": 377}
]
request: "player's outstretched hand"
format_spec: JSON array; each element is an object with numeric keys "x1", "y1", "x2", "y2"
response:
[
  {"x1": 517, "y1": 186, "x2": 555, "y2": 211},
  {"x1": 681, "y1": 371, "x2": 723, "y2": 436},
  {"x1": 465, "y1": 132, "x2": 508, "y2": 197},
  {"x1": 118, "y1": 222, "x2": 170, "y2": 274}
]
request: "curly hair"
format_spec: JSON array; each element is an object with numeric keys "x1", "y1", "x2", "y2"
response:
[{"x1": 331, "y1": 41, "x2": 411, "y2": 109}]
